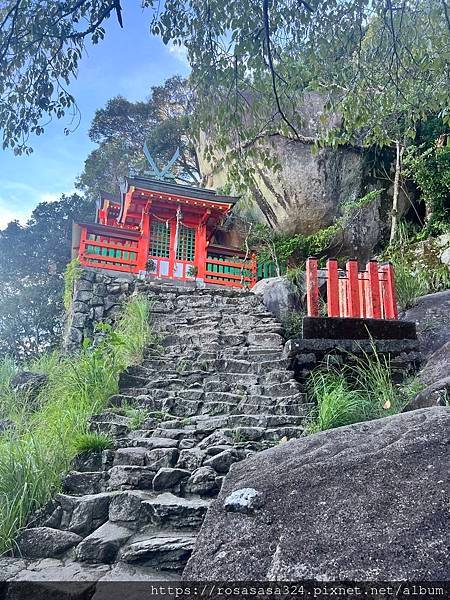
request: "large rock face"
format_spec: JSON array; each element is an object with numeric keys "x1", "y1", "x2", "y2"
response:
[
  {"x1": 200, "y1": 93, "x2": 406, "y2": 260},
  {"x1": 401, "y1": 290, "x2": 450, "y2": 358},
  {"x1": 184, "y1": 407, "x2": 449, "y2": 581}
]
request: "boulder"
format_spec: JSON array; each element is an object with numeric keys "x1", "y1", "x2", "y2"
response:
[
  {"x1": 184, "y1": 466, "x2": 218, "y2": 496},
  {"x1": 203, "y1": 449, "x2": 239, "y2": 474},
  {"x1": 401, "y1": 290, "x2": 450, "y2": 410},
  {"x1": 16, "y1": 527, "x2": 82, "y2": 559},
  {"x1": 65, "y1": 493, "x2": 114, "y2": 537},
  {"x1": 417, "y1": 341, "x2": 450, "y2": 387},
  {"x1": 407, "y1": 341, "x2": 450, "y2": 410},
  {"x1": 184, "y1": 407, "x2": 449, "y2": 581},
  {"x1": 409, "y1": 377, "x2": 450, "y2": 411},
  {"x1": 401, "y1": 290, "x2": 450, "y2": 358},
  {"x1": 63, "y1": 471, "x2": 104, "y2": 495},
  {"x1": 251, "y1": 276, "x2": 302, "y2": 321}
]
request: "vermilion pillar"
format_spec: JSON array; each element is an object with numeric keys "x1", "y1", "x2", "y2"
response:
[
  {"x1": 382, "y1": 263, "x2": 398, "y2": 319},
  {"x1": 367, "y1": 260, "x2": 382, "y2": 319},
  {"x1": 358, "y1": 273, "x2": 367, "y2": 318},
  {"x1": 327, "y1": 259, "x2": 340, "y2": 317},
  {"x1": 195, "y1": 223, "x2": 207, "y2": 279},
  {"x1": 136, "y1": 202, "x2": 151, "y2": 272},
  {"x1": 346, "y1": 259, "x2": 361, "y2": 317}
]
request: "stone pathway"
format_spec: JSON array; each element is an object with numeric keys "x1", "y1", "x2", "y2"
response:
[{"x1": 1, "y1": 283, "x2": 310, "y2": 589}]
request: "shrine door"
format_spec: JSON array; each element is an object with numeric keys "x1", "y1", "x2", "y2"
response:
[{"x1": 148, "y1": 220, "x2": 197, "y2": 280}]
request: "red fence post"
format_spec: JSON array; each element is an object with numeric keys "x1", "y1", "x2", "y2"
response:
[
  {"x1": 382, "y1": 263, "x2": 398, "y2": 320},
  {"x1": 346, "y1": 259, "x2": 361, "y2": 318},
  {"x1": 306, "y1": 257, "x2": 319, "y2": 317},
  {"x1": 367, "y1": 260, "x2": 382, "y2": 319},
  {"x1": 327, "y1": 259, "x2": 340, "y2": 317}
]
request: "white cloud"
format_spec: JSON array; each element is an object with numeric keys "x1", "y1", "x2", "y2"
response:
[
  {"x1": 167, "y1": 42, "x2": 190, "y2": 66},
  {"x1": 0, "y1": 203, "x2": 32, "y2": 229},
  {"x1": 39, "y1": 192, "x2": 62, "y2": 204}
]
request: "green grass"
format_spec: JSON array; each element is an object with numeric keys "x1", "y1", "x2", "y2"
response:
[
  {"x1": 392, "y1": 259, "x2": 429, "y2": 311},
  {"x1": 73, "y1": 432, "x2": 113, "y2": 454},
  {"x1": 307, "y1": 348, "x2": 411, "y2": 433},
  {"x1": 120, "y1": 404, "x2": 150, "y2": 430},
  {"x1": 283, "y1": 310, "x2": 305, "y2": 339},
  {"x1": 63, "y1": 259, "x2": 82, "y2": 310},
  {"x1": 0, "y1": 293, "x2": 153, "y2": 555}
]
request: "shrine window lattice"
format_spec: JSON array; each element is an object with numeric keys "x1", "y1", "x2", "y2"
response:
[
  {"x1": 149, "y1": 221, "x2": 170, "y2": 258},
  {"x1": 176, "y1": 226, "x2": 196, "y2": 262}
]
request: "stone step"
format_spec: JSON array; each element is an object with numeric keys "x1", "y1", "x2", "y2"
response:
[
  {"x1": 119, "y1": 530, "x2": 196, "y2": 571},
  {"x1": 139, "y1": 492, "x2": 211, "y2": 530},
  {"x1": 51, "y1": 492, "x2": 117, "y2": 537},
  {"x1": 260, "y1": 381, "x2": 303, "y2": 397},
  {"x1": 63, "y1": 471, "x2": 105, "y2": 496},
  {"x1": 75, "y1": 521, "x2": 133, "y2": 564}
]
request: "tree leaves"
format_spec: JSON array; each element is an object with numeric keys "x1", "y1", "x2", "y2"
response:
[
  {"x1": 0, "y1": 193, "x2": 94, "y2": 358},
  {"x1": 77, "y1": 76, "x2": 200, "y2": 198},
  {"x1": 0, "y1": 0, "x2": 121, "y2": 153}
]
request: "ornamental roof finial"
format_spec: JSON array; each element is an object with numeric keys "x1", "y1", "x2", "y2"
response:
[{"x1": 132, "y1": 142, "x2": 180, "y2": 181}]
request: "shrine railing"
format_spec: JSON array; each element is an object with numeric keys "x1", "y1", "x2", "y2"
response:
[
  {"x1": 204, "y1": 248, "x2": 257, "y2": 289},
  {"x1": 306, "y1": 258, "x2": 398, "y2": 320},
  {"x1": 78, "y1": 224, "x2": 141, "y2": 273}
]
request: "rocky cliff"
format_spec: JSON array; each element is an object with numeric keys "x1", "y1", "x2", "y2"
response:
[{"x1": 199, "y1": 92, "x2": 408, "y2": 260}]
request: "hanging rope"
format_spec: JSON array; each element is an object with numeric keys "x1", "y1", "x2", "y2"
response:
[{"x1": 173, "y1": 207, "x2": 183, "y2": 259}]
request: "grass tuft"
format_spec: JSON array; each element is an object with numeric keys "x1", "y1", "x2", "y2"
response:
[
  {"x1": 307, "y1": 347, "x2": 410, "y2": 433},
  {"x1": 392, "y1": 260, "x2": 429, "y2": 311},
  {"x1": 73, "y1": 432, "x2": 113, "y2": 454}
]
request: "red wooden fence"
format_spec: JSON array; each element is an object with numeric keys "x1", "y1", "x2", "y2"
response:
[
  {"x1": 78, "y1": 224, "x2": 140, "y2": 273},
  {"x1": 306, "y1": 258, "x2": 398, "y2": 320}
]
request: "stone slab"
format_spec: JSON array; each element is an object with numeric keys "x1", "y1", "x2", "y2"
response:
[{"x1": 302, "y1": 316, "x2": 417, "y2": 340}]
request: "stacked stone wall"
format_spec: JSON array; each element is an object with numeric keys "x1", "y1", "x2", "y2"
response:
[{"x1": 65, "y1": 270, "x2": 135, "y2": 351}]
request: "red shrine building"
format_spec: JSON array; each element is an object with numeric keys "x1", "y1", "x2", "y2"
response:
[
  {"x1": 71, "y1": 151, "x2": 400, "y2": 326},
  {"x1": 72, "y1": 173, "x2": 258, "y2": 289}
]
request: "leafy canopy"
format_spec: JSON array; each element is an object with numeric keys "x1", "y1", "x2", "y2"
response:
[
  {"x1": 77, "y1": 76, "x2": 200, "y2": 198},
  {"x1": 0, "y1": 194, "x2": 94, "y2": 358},
  {"x1": 0, "y1": 0, "x2": 125, "y2": 154},
  {"x1": 1, "y1": 0, "x2": 448, "y2": 162}
]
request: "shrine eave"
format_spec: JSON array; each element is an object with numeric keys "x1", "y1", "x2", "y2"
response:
[
  {"x1": 121, "y1": 176, "x2": 239, "y2": 206},
  {"x1": 98, "y1": 190, "x2": 121, "y2": 206},
  {"x1": 77, "y1": 222, "x2": 141, "y2": 239}
]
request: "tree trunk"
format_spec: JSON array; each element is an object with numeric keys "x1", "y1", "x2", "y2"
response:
[{"x1": 390, "y1": 140, "x2": 405, "y2": 243}]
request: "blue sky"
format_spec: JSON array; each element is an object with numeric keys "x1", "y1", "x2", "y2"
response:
[{"x1": 0, "y1": 4, "x2": 189, "y2": 229}]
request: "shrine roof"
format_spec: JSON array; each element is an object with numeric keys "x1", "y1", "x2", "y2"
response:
[
  {"x1": 121, "y1": 175, "x2": 239, "y2": 206},
  {"x1": 98, "y1": 190, "x2": 121, "y2": 205}
]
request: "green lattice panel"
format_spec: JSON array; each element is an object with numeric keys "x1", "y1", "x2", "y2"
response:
[
  {"x1": 150, "y1": 221, "x2": 170, "y2": 258},
  {"x1": 177, "y1": 226, "x2": 196, "y2": 261}
]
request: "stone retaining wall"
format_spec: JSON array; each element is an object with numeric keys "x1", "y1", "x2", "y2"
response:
[
  {"x1": 64, "y1": 270, "x2": 135, "y2": 351},
  {"x1": 284, "y1": 338, "x2": 422, "y2": 382}
]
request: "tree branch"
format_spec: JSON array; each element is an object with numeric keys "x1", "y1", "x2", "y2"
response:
[{"x1": 262, "y1": 0, "x2": 300, "y2": 139}]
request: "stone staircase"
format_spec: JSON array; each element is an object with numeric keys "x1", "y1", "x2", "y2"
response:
[{"x1": 4, "y1": 283, "x2": 310, "y2": 586}]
